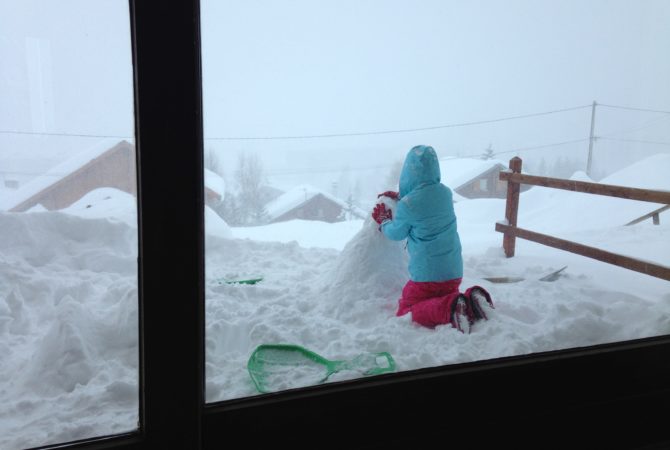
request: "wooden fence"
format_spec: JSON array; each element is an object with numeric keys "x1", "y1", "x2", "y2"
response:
[
  {"x1": 626, "y1": 204, "x2": 670, "y2": 226},
  {"x1": 495, "y1": 157, "x2": 670, "y2": 281}
]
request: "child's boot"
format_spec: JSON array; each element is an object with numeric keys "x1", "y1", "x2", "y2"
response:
[
  {"x1": 449, "y1": 294, "x2": 471, "y2": 334},
  {"x1": 464, "y1": 286, "x2": 494, "y2": 323}
]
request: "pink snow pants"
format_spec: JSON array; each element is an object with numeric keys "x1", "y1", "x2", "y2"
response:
[{"x1": 396, "y1": 278, "x2": 462, "y2": 329}]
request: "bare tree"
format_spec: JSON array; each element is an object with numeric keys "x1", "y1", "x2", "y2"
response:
[{"x1": 235, "y1": 153, "x2": 268, "y2": 225}]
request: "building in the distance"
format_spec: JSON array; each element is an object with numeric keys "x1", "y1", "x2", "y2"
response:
[
  {"x1": 1, "y1": 140, "x2": 224, "y2": 212},
  {"x1": 439, "y1": 158, "x2": 523, "y2": 199},
  {"x1": 265, "y1": 184, "x2": 366, "y2": 223}
]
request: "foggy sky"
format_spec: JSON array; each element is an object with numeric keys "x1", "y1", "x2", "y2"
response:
[{"x1": 2, "y1": 0, "x2": 669, "y2": 196}]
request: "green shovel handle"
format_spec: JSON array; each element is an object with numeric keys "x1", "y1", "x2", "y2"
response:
[{"x1": 329, "y1": 351, "x2": 396, "y2": 377}]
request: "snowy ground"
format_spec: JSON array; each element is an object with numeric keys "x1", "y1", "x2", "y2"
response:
[{"x1": 1, "y1": 156, "x2": 670, "y2": 449}]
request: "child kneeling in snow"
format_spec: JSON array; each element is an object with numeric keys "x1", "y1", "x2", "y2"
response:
[{"x1": 372, "y1": 145, "x2": 493, "y2": 332}]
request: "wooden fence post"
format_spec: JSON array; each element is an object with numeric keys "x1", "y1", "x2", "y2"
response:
[{"x1": 503, "y1": 157, "x2": 522, "y2": 257}]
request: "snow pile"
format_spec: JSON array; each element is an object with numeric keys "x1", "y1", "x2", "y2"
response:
[
  {"x1": 603, "y1": 153, "x2": 670, "y2": 189},
  {"x1": 0, "y1": 212, "x2": 139, "y2": 449},
  {"x1": 44, "y1": 186, "x2": 232, "y2": 239},
  {"x1": 204, "y1": 235, "x2": 339, "y2": 402},
  {"x1": 60, "y1": 187, "x2": 137, "y2": 226},
  {"x1": 318, "y1": 197, "x2": 408, "y2": 323},
  {"x1": 205, "y1": 205, "x2": 233, "y2": 239}
]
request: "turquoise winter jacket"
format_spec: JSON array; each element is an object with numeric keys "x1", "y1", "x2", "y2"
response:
[{"x1": 381, "y1": 145, "x2": 463, "y2": 282}]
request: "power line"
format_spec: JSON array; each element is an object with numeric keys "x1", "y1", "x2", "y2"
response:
[
  {"x1": 266, "y1": 137, "x2": 592, "y2": 177},
  {"x1": 212, "y1": 102, "x2": 668, "y2": 140},
  {"x1": 0, "y1": 169, "x2": 55, "y2": 177},
  {"x1": 598, "y1": 137, "x2": 670, "y2": 147},
  {"x1": 494, "y1": 137, "x2": 590, "y2": 156},
  {"x1": 598, "y1": 114, "x2": 670, "y2": 138},
  {"x1": 598, "y1": 104, "x2": 670, "y2": 115},
  {"x1": 0, "y1": 130, "x2": 132, "y2": 139},
  {"x1": 1, "y1": 102, "x2": 667, "y2": 142},
  {"x1": 204, "y1": 105, "x2": 592, "y2": 141}
]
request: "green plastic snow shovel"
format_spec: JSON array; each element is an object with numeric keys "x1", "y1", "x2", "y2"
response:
[
  {"x1": 216, "y1": 276, "x2": 264, "y2": 285},
  {"x1": 247, "y1": 344, "x2": 396, "y2": 394}
]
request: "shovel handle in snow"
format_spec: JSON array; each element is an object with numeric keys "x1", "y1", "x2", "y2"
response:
[
  {"x1": 538, "y1": 265, "x2": 567, "y2": 281},
  {"x1": 482, "y1": 266, "x2": 567, "y2": 284},
  {"x1": 330, "y1": 351, "x2": 396, "y2": 377},
  {"x1": 481, "y1": 276, "x2": 525, "y2": 284}
]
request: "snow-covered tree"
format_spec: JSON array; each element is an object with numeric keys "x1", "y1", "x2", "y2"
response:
[
  {"x1": 219, "y1": 194, "x2": 241, "y2": 225},
  {"x1": 481, "y1": 144, "x2": 494, "y2": 160},
  {"x1": 343, "y1": 193, "x2": 357, "y2": 221}
]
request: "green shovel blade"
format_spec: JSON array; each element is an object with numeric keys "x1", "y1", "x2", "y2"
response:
[
  {"x1": 247, "y1": 344, "x2": 396, "y2": 394},
  {"x1": 216, "y1": 277, "x2": 263, "y2": 285}
]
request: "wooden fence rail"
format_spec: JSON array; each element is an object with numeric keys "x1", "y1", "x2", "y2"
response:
[
  {"x1": 497, "y1": 157, "x2": 670, "y2": 281},
  {"x1": 498, "y1": 172, "x2": 670, "y2": 204},
  {"x1": 626, "y1": 204, "x2": 670, "y2": 226}
]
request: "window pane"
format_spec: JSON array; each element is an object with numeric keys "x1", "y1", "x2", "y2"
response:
[
  {"x1": 0, "y1": 1, "x2": 138, "y2": 448},
  {"x1": 202, "y1": 1, "x2": 670, "y2": 402}
]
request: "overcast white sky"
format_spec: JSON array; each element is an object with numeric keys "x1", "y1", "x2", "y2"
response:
[{"x1": 1, "y1": 0, "x2": 669, "y2": 195}]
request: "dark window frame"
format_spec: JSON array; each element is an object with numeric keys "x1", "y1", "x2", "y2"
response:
[{"x1": 33, "y1": 1, "x2": 670, "y2": 449}]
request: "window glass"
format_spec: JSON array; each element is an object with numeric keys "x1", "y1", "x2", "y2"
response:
[
  {"x1": 202, "y1": 0, "x2": 670, "y2": 402},
  {"x1": 0, "y1": 1, "x2": 138, "y2": 448}
]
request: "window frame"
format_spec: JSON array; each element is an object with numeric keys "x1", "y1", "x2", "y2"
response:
[{"x1": 34, "y1": 1, "x2": 670, "y2": 449}]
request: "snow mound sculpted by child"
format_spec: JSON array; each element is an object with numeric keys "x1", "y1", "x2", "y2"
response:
[{"x1": 319, "y1": 196, "x2": 409, "y2": 323}]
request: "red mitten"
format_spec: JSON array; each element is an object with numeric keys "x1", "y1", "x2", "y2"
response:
[
  {"x1": 372, "y1": 203, "x2": 393, "y2": 225},
  {"x1": 377, "y1": 191, "x2": 399, "y2": 200}
]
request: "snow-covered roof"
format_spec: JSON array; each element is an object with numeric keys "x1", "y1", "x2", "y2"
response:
[
  {"x1": 439, "y1": 158, "x2": 507, "y2": 191},
  {"x1": 204, "y1": 169, "x2": 226, "y2": 199},
  {"x1": 265, "y1": 184, "x2": 366, "y2": 220},
  {"x1": 0, "y1": 138, "x2": 125, "y2": 211},
  {"x1": 600, "y1": 153, "x2": 670, "y2": 190},
  {"x1": 60, "y1": 187, "x2": 137, "y2": 226},
  {"x1": 518, "y1": 153, "x2": 670, "y2": 232},
  {"x1": 0, "y1": 140, "x2": 227, "y2": 212}
]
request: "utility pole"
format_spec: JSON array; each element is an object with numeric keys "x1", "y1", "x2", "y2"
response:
[{"x1": 586, "y1": 100, "x2": 597, "y2": 177}]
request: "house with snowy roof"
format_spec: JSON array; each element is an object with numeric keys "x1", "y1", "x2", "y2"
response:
[
  {"x1": 265, "y1": 184, "x2": 366, "y2": 223},
  {"x1": 439, "y1": 157, "x2": 521, "y2": 199},
  {"x1": 1, "y1": 140, "x2": 225, "y2": 212}
]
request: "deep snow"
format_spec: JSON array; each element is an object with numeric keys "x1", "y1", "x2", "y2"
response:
[{"x1": 1, "y1": 155, "x2": 670, "y2": 449}]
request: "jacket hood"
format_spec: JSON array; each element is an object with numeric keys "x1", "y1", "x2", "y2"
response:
[{"x1": 399, "y1": 145, "x2": 441, "y2": 197}]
